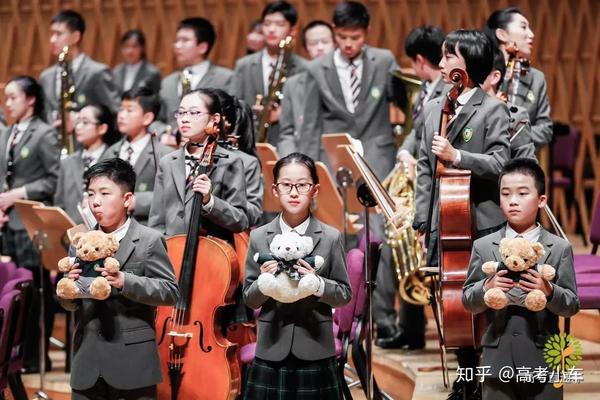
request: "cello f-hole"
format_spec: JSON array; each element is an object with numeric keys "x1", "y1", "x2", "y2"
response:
[
  {"x1": 194, "y1": 320, "x2": 213, "y2": 353},
  {"x1": 158, "y1": 317, "x2": 173, "y2": 345}
]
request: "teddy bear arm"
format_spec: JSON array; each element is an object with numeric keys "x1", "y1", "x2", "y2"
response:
[
  {"x1": 538, "y1": 264, "x2": 556, "y2": 281},
  {"x1": 481, "y1": 261, "x2": 499, "y2": 275},
  {"x1": 103, "y1": 257, "x2": 121, "y2": 273},
  {"x1": 58, "y1": 256, "x2": 74, "y2": 273}
]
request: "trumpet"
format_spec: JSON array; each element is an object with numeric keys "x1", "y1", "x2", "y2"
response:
[{"x1": 58, "y1": 46, "x2": 75, "y2": 156}]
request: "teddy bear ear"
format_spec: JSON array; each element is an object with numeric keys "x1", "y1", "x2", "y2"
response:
[
  {"x1": 107, "y1": 234, "x2": 119, "y2": 251},
  {"x1": 301, "y1": 235, "x2": 314, "y2": 249},
  {"x1": 71, "y1": 232, "x2": 84, "y2": 246},
  {"x1": 532, "y1": 242, "x2": 545, "y2": 258}
]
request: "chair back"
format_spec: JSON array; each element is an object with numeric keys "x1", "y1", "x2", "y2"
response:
[
  {"x1": 590, "y1": 194, "x2": 600, "y2": 247},
  {"x1": 552, "y1": 125, "x2": 580, "y2": 172},
  {"x1": 335, "y1": 249, "x2": 366, "y2": 335},
  {"x1": 0, "y1": 262, "x2": 18, "y2": 292}
]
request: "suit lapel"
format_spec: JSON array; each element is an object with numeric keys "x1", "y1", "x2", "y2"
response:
[
  {"x1": 356, "y1": 48, "x2": 376, "y2": 112},
  {"x1": 134, "y1": 139, "x2": 152, "y2": 176},
  {"x1": 73, "y1": 54, "x2": 88, "y2": 90},
  {"x1": 115, "y1": 65, "x2": 125, "y2": 90},
  {"x1": 115, "y1": 219, "x2": 140, "y2": 267},
  {"x1": 13, "y1": 118, "x2": 36, "y2": 160},
  {"x1": 197, "y1": 62, "x2": 215, "y2": 89},
  {"x1": 251, "y1": 55, "x2": 265, "y2": 96},
  {"x1": 447, "y1": 88, "x2": 485, "y2": 145},
  {"x1": 304, "y1": 216, "x2": 323, "y2": 256},
  {"x1": 516, "y1": 71, "x2": 533, "y2": 105},
  {"x1": 322, "y1": 55, "x2": 349, "y2": 114},
  {"x1": 68, "y1": 151, "x2": 85, "y2": 190},
  {"x1": 131, "y1": 61, "x2": 147, "y2": 89},
  {"x1": 491, "y1": 227, "x2": 507, "y2": 262},
  {"x1": 265, "y1": 215, "x2": 283, "y2": 249},
  {"x1": 168, "y1": 149, "x2": 185, "y2": 203},
  {"x1": 538, "y1": 228, "x2": 554, "y2": 265}
]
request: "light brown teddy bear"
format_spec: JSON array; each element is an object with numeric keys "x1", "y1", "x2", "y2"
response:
[
  {"x1": 56, "y1": 230, "x2": 120, "y2": 300},
  {"x1": 481, "y1": 237, "x2": 555, "y2": 312}
]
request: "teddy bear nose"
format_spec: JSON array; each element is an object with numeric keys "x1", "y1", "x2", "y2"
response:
[
  {"x1": 285, "y1": 247, "x2": 290, "y2": 251},
  {"x1": 83, "y1": 249, "x2": 89, "y2": 254}
]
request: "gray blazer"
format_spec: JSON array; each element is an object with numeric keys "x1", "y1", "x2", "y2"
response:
[
  {"x1": 148, "y1": 146, "x2": 249, "y2": 239},
  {"x1": 295, "y1": 47, "x2": 399, "y2": 179},
  {"x1": 400, "y1": 78, "x2": 451, "y2": 157},
  {"x1": 463, "y1": 226, "x2": 579, "y2": 377},
  {"x1": 60, "y1": 219, "x2": 179, "y2": 390},
  {"x1": 54, "y1": 148, "x2": 108, "y2": 225},
  {"x1": 513, "y1": 67, "x2": 552, "y2": 148},
  {"x1": 0, "y1": 117, "x2": 60, "y2": 230},
  {"x1": 112, "y1": 60, "x2": 162, "y2": 94},
  {"x1": 237, "y1": 151, "x2": 263, "y2": 227},
  {"x1": 414, "y1": 87, "x2": 510, "y2": 233},
  {"x1": 277, "y1": 71, "x2": 307, "y2": 157},
  {"x1": 39, "y1": 54, "x2": 121, "y2": 121},
  {"x1": 231, "y1": 52, "x2": 307, "y2": 147},
  {"x1": 243, "y1": 215, "x2": 351, "y2": 361},
  {"x1": 101, "y1": 137, "x2": 173, "y2": 225},
  {"x1": 159, "y1": 62, "x2": 233, "y2": 128}
]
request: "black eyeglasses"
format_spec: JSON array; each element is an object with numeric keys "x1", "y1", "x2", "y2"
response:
[
  {"x1": 274, "y1": 182, "x2": 314, "y2": 194},
  {"x1": 174, "y1": 110, "x2": 209, "y2": 119}
]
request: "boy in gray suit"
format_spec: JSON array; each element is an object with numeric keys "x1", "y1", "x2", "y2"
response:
[
  {"x1": 102, "y1": 87, "x2": 172, "y2": 226},
  {"x1": 297, "y1": 1, "x2": 400, "y2": 179},
  {"x1": 61, "y1": 158, "x2": 178, "y2": 400},
  {"x1": 277, "y1": 20, "x2": 335, "y2": 157},
  {"x1": 231, "y1": 1, "x2": 307, "y2": 147},
  {"x1": 159, "y1": 17, "x2": 233, "y2": 130},
  {"x1": 39, "y1": 10, "x2": 120, "y2": 125},
  {"x1": 463, "y1": 158, "x2": 579, "y2": 399}
]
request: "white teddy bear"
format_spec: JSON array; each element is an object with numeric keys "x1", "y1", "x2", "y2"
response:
[{"x1": 254, "y1": 231, "x2": 325, "y2": 303}]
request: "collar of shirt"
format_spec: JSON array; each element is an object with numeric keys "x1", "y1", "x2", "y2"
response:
[
  {"x1": 424, "y1": 75, "x2": 443, "y2": 102},
  {"x1": 333, "y1": 48, "x2": 364, "y2": 69},
  {"x1": 102, "y1": 217, "x2": 131, "y2": 243},
  {"x1": 279, "y1": 214, "x2": 311, "y2": 235},
  {"x1": 126, "y1": 61, "x2": 143, "y2": 73},
  {"x1": 261, "y1": 49, "x2": 279, "y2": 94},
  {"x1": 505, "y1": 222, "x2": 542, "y2": 243},
  {"x1": 14, "y1": 116, "x2": 32, "y2": 134},
  {"x1": 119, "y1": 134, "x2": 151, "y2": 165},
  {"x1": 456, "y1": 87, "x2": 477, "y2": 109},
  {"x1": 82, "y1": 143, "x2": 107, "y2": 166},
  {"x1": 333, "y1": 48, "x2": 364, "y2": 113}
]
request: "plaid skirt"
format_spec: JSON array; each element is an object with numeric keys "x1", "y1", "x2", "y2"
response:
[
  {"x1": 2, "y1": 228, "x2": 40, "y2": 268},
  {"x1": 243, "y1": 356, "x2": 344, "y2": 400}
]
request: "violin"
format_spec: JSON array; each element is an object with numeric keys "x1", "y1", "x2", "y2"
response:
[{"x1": 156, "y1": 125, "x2": 241, "y2": 399}]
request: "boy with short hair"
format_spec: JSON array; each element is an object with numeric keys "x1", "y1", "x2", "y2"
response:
[
  {"x1": 39, "y1": 10, "x2": 120, "y2": 124},
  {"x1": 463, "y1": 158, "x2": 579, "y2": 399},
  {"x1": 102, "y1": 87, "x2": 172, "y2": 226},
  {"x1": 231, "y1": 0, "x2": 307, "y2": 146},
  {"x1": 160, "y1": 17, "x2": 233, "y2": 130},
  {"x1": 60, "y1": 157, "x2": 179, "y2": 399}
]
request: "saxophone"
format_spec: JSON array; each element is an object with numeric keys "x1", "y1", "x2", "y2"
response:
[
  {"x1": 255, "y1": 36, "x2": 293, "y2": 143},
  {"x1": 58, "y1": 46, "x2": 75, "y2": 156},
  {"x1": 382, "y1": 162, "x2": 431, "y2": 305}
]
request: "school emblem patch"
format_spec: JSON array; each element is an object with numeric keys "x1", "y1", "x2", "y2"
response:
[
  {"x1": 20, "y1": 147, "x2": 30, "y2": 159},
  {"x1": 138, "y1": 183, "x2": 148, "y2": 192},
  {"x1": 370, "y1": 87, "x2": 381, "y2": 100},
  {"x1": 462, "y1": 127, "x2": 473, "y2": 143},
  {"x1": 77, "y1": 94, "x2": 87, "y2": 106},
  {"x1": 527, "y1": 90, "x2": 536, "y2": 103}
]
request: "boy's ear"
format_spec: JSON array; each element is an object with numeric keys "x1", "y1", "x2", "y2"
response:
[
  {"x1": 123, "y1": 192, "x2": 135, "y2": 209},
  {"x1": 538, "y1": 194, "x2": 548, "y2": 209},
  {"x1": 142, "y1": 111, "x2": 155, "y2": 127}
]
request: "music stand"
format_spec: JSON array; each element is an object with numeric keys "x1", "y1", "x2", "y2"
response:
[
  {"x1": 256, "y1": 143, "x2": 282, "y2": 213},
  {"x1": 15, "y1": 201, "x2": 76, "y2": 400}
]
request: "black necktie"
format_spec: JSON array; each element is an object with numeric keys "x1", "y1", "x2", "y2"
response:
[{"x1": 6, "y1": 126, "x2": 21, "y2": 189}]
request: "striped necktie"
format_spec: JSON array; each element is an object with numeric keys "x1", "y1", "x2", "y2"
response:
[
  {"x1": 6, "y1": 125, "x2": 21, "y2": 189},
  {"x1": 125, "y1": 145, "x2": 134, "y2": 164},
  {"x1": 349, "y1": 60, "x2": 360, "y2": 112}
]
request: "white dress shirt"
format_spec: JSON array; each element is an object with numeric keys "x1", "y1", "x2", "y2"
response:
[
  {"x1": 333, "y1": 48, "x2": 364, "y2": 114},
  {"x1": 279, "y1": 214, "x2": 325, "y2": 296},
  {"x1": 505, "y1": 223, "x2": 542, "y2": 243},
  {"x1": 123, "y1": 61, "x2": 143, "y2": 91},
  {"x1": 261, "y1": 49, "x2": 279, "y2": 95},
  {"x1": 5, "y1": 117, "x2": 32, "y2": 160},
  {"x1": 118, "y1": 134, "x2": 151, "y2": 167},
  {"x1": 103, "y1": 217, "x2": 132, "y2": 243},
  {"x1": 81, "y1": 143, "x2": 107, "y2": 167}
]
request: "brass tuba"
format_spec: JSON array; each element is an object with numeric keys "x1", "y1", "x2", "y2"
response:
[
  {"x1": 390, "y1": 71, "x2": 423, "y2": 138},
  {"x1": 382, "y1": 162, "x2": 431, "y2": 305},
  {"x1": 58, "y1": 46, "x2": 75, "y2": 156}
]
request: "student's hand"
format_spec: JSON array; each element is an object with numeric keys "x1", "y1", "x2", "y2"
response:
[
  {"x1": 295, "y1": 259, "x2": 315, "y2": 276},
  {"x1": 484, "y1": 269, "x2": 514, "y2": 292},
  {"x1": 0, "y1": 188, "x2": 25, "y2": 211},
  {"x1": 260, "y1": 260, "x2": 278, "y2": 275},
  {"x1": 431, "y1": 135, "x2": 458, "y2": 163},
  {"x1": 519, "y1": 269, "x2": 553, "y2": 297},
  {"x1": 100, "y1": 268, "x2": 125, "y2": 290},
  {"x1": 192, "y1": 174, "x2": 212, "y2": 204},
  {"x1": 67, "y1": 263, "x2": 82, "y2": 281}
]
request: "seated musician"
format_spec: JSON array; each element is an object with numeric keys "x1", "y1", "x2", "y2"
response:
[
  {"x1": 463, "y1": 158, "x2": 579, "y2": 400},
  {"x1": 60, "y1": 158, "x2": 178, "y2": 399},
  {"x1": 412, "y1": 29, "x2": 511, "y2": 399}
]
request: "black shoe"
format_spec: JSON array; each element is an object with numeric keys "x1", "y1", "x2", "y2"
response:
[
  {"x1": 446, "y1": 378, "x2": 478, "y2": 400},
  {"x1": 21, "y1": 358, "x2": 52, "y2": 374},
  {"x1": 376, "y1": 324, "x2": 398, "y2": 341},
  {"x1": 375, "y1": 329, "x2": 425, "y2": 350}
]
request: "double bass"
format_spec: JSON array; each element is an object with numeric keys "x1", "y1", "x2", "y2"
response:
[{"x1": 156, "y1": 126, "x2": 241, "y2": 399}]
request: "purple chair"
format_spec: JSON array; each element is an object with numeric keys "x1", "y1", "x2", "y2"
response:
[
  {"x1": 0, "y1": 289, "x2": 21, "y2": 396},
  {"x1": 574, "y1": 194, "x2": 600, "y2": 309},
  {"x1": 0, "y1": 262, "x2": 19, "y2": 293}
]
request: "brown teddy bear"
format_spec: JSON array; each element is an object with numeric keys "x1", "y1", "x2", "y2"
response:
[
  {"x1": 56, "y1": 230, "x2": 120, "y2": 300},
  {"x1": 482, "y1": 237, "x2": 555, "y2": 312}
]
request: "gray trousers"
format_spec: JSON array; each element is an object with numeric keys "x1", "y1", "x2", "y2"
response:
[
  {"x1": 72, "y1": 378, "x2": 156, "y2": 400},
  {"x1": 483, "y1": 378, "x2": 562, "y2": 400}
]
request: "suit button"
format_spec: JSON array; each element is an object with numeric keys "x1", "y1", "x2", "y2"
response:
[
  {"x1": 98, "y1": 330, "x2": 103, "y2": 337},
  {"x1": 512, "y1": 331, "x2": 520, "y2": 336}
]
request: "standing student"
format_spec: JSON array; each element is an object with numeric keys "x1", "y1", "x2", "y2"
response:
[
  {"x1": 60, "y1": 158, "x2": 179, "y2": 400},
  {"x1": 412, "y1": 30, "x2": 511, "y2": 400},
  {"x1": 101, "y1": 87, "x2": 172, "y2": 226},
  {"x1": 243, "y1": 152, "x2": 351, "y2": 400},
  {"x1": 0, "y1": 76, "x2": 60, "y2": 372},
  {"x1": 484, "y1": 7, "x2": 552, "y2": 149},
  {"x1": 278, "y1": 20, "x2": 335, "y2": 157},
  {"x1": 463, "y1": 158, "x2": 579, "y2": 400},
  {"x1": 55, "y1": 104, "x2": 118, "y2": 224},
  {"x1": 374, "y1": 25, "x2": 448, "y2": 349},
  {"x1": 299, "y1": 1, "x2": 399, "y2": 179},
  {"x1": 231, "y1": 0, "x2": 307, "y2": 146},
  {"x1": 39, "y1": 10, "x2": 120, "y2": 124},
  {"x1": 112, "y1": 30, "x2": 161, "y2": 95},
  {"x1": 148, "y1": 88, "x2": 249, "y2": 241},
  {"x1": 159, "y1": 17, "x2": 233, "y2": 130}
]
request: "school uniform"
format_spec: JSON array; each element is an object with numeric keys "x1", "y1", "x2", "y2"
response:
[
  {"x1": 54, "y1": 144, "x2": 107, "y2": 224},
  {"x1": 148, "y1": 144, "x2": 249, "y2": 241},
  {"x1": 112, "y1": 60, "x2": 162, "y2": 94},
  {"x1": 243, "y1": 215, "x2": 351, "y2": 399},
  {"x1": 101, "y1": 135, "x2": 172, "y2": 226},
  {"x1": 295, "y1": 46, "x2": 399, "y2": 179},
  {"x1": 463, "y1": 225, "x2": 579, "y2": 399},
  {"x1": 511, "y1": 67, "x2": 553, "y2": 148},
  {"x1": 236, "y1": 150, "x2": 263, "y2": 227},
  {"x1": 39, "y1": 53, "x2": 121, "y2": 121},
  {"x1": 231, "y1": 50, "x2": 307, "y2": 147},
  {"x1": 60, "y1": 218, "x2": 179, "y2": 398},
  {"x1": 277, "y1": 72, "x2": 308, "y2": 157},
  {"x1": 159, "y1": 62, "x2": 233, "y2": 129}
]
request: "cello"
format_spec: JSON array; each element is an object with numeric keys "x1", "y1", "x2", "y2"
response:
[{"x1": 155, "y1": 125, "x2": 241, "y2": 400}]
